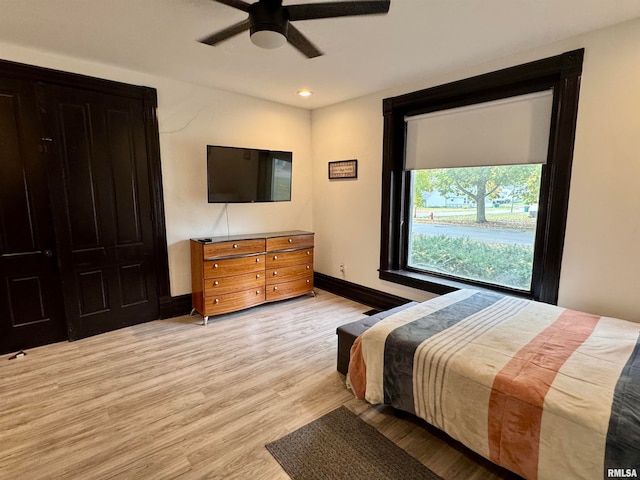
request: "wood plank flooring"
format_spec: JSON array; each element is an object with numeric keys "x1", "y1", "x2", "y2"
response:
[{"x1": 0, "y1": 289, "x2": 518, "y2": 480}]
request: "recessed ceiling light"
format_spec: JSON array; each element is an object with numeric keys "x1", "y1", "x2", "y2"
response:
[{"x1": 297, "y1": 89, "x2": 313, "y2": 97}]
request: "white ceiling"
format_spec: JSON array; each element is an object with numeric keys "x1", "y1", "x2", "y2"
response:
[{"x1": 1, "y1": 0, "x2": 640, "y2": 109}]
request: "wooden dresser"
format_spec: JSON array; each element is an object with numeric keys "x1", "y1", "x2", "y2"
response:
[{"x1": 190, "y1": 230, "x2": 314, "y2": 324}]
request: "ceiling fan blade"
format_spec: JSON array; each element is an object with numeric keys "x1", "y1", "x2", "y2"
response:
[
  {"x1": 287, "y1": 1, "x2": 390, "y2": 21},
  {"x1": 211, "y1": 0, "x2": 251, "y2": 12},
  {"x1": 287, "y1": 24, "x2": 323, "y2": 58},
  {"x1": 199, "y1": 18, "x2": 251, "y2": 45}
]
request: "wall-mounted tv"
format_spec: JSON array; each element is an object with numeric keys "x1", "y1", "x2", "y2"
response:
[{"x1": 207, "y1": 145, "x2": 292, "y2": 203}]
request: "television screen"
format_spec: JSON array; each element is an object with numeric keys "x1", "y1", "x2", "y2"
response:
[{"x1": 207, "y1": 145, "x2": 292, "y2": 203}]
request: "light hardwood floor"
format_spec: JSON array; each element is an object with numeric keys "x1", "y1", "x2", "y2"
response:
[{"x1": 0, "y1": 289, "x2": 518, "y2": 480}]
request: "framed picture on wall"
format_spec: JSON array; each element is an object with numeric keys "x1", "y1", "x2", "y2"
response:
[{"x1": 328, "y1": 159, "x2": 358, "y2": 179}]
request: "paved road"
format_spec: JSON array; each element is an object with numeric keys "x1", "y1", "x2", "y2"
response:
[{"x1": 411, "y1": 222, "x2": 534, "y2": 246}]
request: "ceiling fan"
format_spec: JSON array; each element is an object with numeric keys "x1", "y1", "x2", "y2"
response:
[{"x1": 199, "y1": 0, "x2": 391, "y2": 58}]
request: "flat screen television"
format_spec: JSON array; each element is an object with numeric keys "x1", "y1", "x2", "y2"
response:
[{"x1": 207, "y1": 145, "x2": 292, "y2": 203}]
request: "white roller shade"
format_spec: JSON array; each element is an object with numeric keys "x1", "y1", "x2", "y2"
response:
[{"x1": 405, "y1": 90, "x2": 554, "y2": 170}]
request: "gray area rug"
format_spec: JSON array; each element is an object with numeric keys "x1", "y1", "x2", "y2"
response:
[{"x1": 266, "y1": 406, "x2": 443, "y2": 480}]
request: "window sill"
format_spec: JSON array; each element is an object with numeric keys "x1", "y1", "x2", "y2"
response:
[{"x1": 379, "y1": 269, "x2": 533, "y2": 300}]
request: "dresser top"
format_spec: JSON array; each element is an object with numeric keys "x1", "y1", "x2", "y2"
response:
[{"x1": 191, "y1": 230, "x2": 313, "y2": 244}]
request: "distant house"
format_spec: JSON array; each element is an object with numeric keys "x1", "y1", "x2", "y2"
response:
[
  {"x1": 421, "y1": 186, "x2": 519, "y2": 209},
  {"x1": 422, "y1": 191, "x2": 471, "y2": 208}
]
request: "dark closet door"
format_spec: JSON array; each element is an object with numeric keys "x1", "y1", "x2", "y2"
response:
[
  {"x1": 0, "y1": 78, "x2": 67, "y2": 354},
  {"x1": 42, "y1": 85, "x2": 159, "y2": 340}
]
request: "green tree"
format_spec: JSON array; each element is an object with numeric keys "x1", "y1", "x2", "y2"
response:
[
  {"x1": 520, "y1": 166, "x2": 542, "y2": 205},
  {"x1": 431, "y1": 165, "x2": 541, "y2": 223},
  {"x1": 412, "y1": 169, "x2": 434, "y2": 216},
  {"x1": 502, "y1": 165, "x2": 542, "y2": 211}
]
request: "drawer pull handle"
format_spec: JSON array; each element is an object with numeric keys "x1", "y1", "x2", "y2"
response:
[
  {"x1": 306, "y1": 251, "x2": 310, "y2": 255},
  {"x1": 306, "y1": 265, "x2": 310, "y2": 269},
  {"x1": 214, "y1": 281, "x2": 219, "y2": 286},
  {"x1": 288, "y1": 238, "x2": 293, "y2": 243},
  {"x1": 256, "y1": 290, "x2": 260, "y2": 295},
  {"x1": 256, "y1": 258, "x2": 260, "y2": 262},
  {"x1": 306, "y1": 279, "x2": 310, "y2": 283},
  {"x1": 273, "y1": 271, "x2": 278, "y2": 276},
  {"x1": 274, "y1": 286, "x2": 278, "y2": 291},
  {"x1": 215, "y1": 298, "x2": 219, "y2": 304},
  {"x1": 256, "y1": 274, "x2": 260, "y2": 278},
  {"x1": 274, "y1": 255, "x2": 278, "y2": 260},
  {"x1": 214, "y1": 263, "x2": 218, "y2": 268},
  {"x1": 233, "y1": 244, "x2": 238, "y2": 249}
]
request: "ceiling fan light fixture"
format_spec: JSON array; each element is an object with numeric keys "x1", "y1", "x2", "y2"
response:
[
  {"x1": 201, "y1": 0, "x2": 391, "y2": 58},
  {"x1": 248, "y1": 1, "x2": 289, "y2": 50},
  {"x1": 250, "y1": 29, "x2": 287, "y2": 49}
]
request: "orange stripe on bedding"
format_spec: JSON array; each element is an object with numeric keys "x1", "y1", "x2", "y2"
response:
[
  {"x1": 488, "y1": 309, "x2": 600, "y2": 479},
  {"x1": 348, "y1": 336, "x2": 367, "y2": 399}
]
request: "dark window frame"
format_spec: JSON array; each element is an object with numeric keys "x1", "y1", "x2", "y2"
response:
[{"x1": 379, "y1": 50, "x2": 584, "y2": 304}]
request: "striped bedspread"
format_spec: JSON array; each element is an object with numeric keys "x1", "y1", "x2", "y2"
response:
[{"x1": 347, "y1": 289, "x2": 640, "y2": 480}]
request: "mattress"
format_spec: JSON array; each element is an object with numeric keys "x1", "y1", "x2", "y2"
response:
[{"x1": 347, "y1": 289, "x2": 640, "y2": 479}]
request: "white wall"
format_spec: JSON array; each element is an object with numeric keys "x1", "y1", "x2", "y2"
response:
[
  {"x1": 312, "y1": 17, "x2": 640, "y2": 321},
  {"x1": 0, "y1": 42, "x2": 312, "y2": 297},
  {"x1": 159, "y1": 88, "x2": 311, "y2": 296}
]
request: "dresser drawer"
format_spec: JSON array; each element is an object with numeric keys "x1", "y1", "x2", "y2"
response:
[
  {"x1": 203, "y1": 239, "x2": 265, "y2": 258},
  {"x1": 265, "y1": 248, "x2": 313, "y2": 268},
  {"x1": 266, "y1": 275, "x2": 313, "y2": 302},
  {"x1": 265, "y1": 263, "x2": 312, "y2": 285},
  {"x1": 204, "y1": 271, "x2": 264, "y2": 296},
  {"x1": 266, "y1": 234, "x2": 314, "y2": 252},
  {"x1": 204, "y1": 289, "x2": 265, "y2": 316},
  {"x1": 204, "y1": 254, "x2": 264, "y2": 278}
]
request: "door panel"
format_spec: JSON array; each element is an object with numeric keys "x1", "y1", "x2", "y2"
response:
[
  {"x1": 6, "y1": 274, "x2": 48, "y2": 327},
  {"x1": 119, "y1": 264, "x2": 148, "y2": 306},
  {"x1": 0, "y1": 78, "x2": 67, "y2": 354},
  {"x1": 0, "y1": 94, "x2": 37, "y2": 252},
  {"x1": 58, "y1": 103, "x2": 102, "y2": 248},
  {"x1": 77, "y1": 269, "x2": 109, "y2": 316},
  {"x1": 108, "y1": 108, "x2": 144, "y2": 244},
  {"x1": 44, "y1": 85, "x2": 159, "y2": 339}
]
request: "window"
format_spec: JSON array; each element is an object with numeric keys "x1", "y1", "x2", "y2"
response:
[
  {"x1": 379, "y1": 50, "x2": 584, "y2": 304},
  {"x1": 408, "y1": 164, "x2": 542, "y2": 291},
  {"x1": 405, "y1": 90, "x2": 552, "y2": 292}
]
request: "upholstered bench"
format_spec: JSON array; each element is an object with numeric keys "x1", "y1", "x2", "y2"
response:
[{"x1": 336, "y1": 302, "x2": 419, "y2": 375}]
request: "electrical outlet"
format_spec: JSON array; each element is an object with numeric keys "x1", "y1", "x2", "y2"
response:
[{"x1": 339, "y1": 263, "x2": 345, "y2": 273}]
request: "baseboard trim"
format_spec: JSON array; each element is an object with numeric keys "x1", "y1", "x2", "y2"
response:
[
  {"x1": 160, "y1": 294, "x2": 192, "y2": 319},
  {"x1": 313, "y1": 272, "x2": 411, "y2": 311}
]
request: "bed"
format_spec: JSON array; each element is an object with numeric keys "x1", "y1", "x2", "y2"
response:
[{"x1": 347, "y1": 289, "x2": 640, "y2": 480}]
